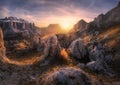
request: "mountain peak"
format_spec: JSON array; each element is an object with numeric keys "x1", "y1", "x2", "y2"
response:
[{"x1": 79, "y1": 19, "x2": 87, "y2": 24}]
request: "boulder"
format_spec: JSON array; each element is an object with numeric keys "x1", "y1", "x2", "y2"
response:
[
  {"x1": 68, "y1": 38, "x2": 90, "y2": 63},
  {"x1": 39, "y1": 35, "x2": 62, "y2": 66},
  {"x1": 87, "y1": 41, "x2": 114, "y2": 76},
  {"x1": 43, "y1": 35, "x2": 61, "y2": 57},
  {"x1": 86, "y1": 60, "x2": 113, "y2": 76},
  {"x1": 41, "y1": 67, "x2": 92, "y2": 85}
]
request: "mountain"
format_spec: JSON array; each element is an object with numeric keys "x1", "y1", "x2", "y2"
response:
[
  {"x1": 70, "y1": 19, "x2": 88, "y2": 33},
  {"x1": 71, "y1": 2, "x2": 120, "y2": 34},
  {"x1": 38, "y1": 24, "x2": 64, "y2": 36}
]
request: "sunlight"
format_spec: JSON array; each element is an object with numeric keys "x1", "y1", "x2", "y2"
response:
[
  {"x1": 60, "y1": 21, "x2": 73, "y2": 31},
  {"x1": 61, "y1": 22, "x2": 72, "y2": 30},
  {"x1": 60, "y1": 48, "x2": 72, "y2": 62}
]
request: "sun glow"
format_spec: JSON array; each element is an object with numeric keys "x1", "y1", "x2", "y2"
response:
[{"x1": 60, "y1": 21, "x2": 73, "y2": 31}]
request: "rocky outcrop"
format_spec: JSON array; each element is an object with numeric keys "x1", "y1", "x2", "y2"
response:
[
  {"x1": 71, "y1": 19, "x2": 88, "y2": 32},
  {"x1": 87, "y1": 2, "x2": 120, "y2": 33},
  {"x1": 0, "y1": 17, "x2": 35, "y2": 40},
  {"x1": 56, "y1": 34, "x2": 73, "y2": 48},
  {"x1": 68, "y1": 38, "x2": 90, "y2": 63},
  {"x1": 70, "y1": 2, "x2": 120, "y2": 37},
  {"x1": 0, "y1": 17, "x2": 41, "y2": 55},
  {"x1": 86, "y1": 40, "x2": 114, "y2": 76},
  {"x1": 41, "y1": 67, "x2": 92, "y2": 85},
  {"x1": 43, "y1": 35, "x2": 61, "y2": 57},
  {"x1": 39, "y1": 35, "x2": 62, "y2": 66}
]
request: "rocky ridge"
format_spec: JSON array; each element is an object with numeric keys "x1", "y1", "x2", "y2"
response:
[{"x1": 0, "y1": 17, "x2": 41, "y2": 55}]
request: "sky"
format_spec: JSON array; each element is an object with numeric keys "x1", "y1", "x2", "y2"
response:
[{"x1": 0, "y1": 0, "x2": 119, "y2": 28}]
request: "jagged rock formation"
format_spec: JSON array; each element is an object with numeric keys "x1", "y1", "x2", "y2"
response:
[
  {"x1": 67, "y1": 2, "x2": 120, "y2": 76},
  {"x1": 87, "y1": 3, "x2": 120, "y2": 34},
  {"x1": 70, "y1": 19, "x2": 88, "y2": 33},
  {"x1": 41, "y1": 67, "x2": 92, "y2": 85},
  {"x1": 43, "y1": 35, "x2": 61, "y2": 57},
  {"x1": 39, "y1": 35, "x2": 62, "y2": 66},
  {"x1": 70, "y1": 2, "x2": 120, "y2": 37},
  {"x1": 68, "y1": 38, "x2": 90, "y2": 63},
  {"x1": 0, "y1": 17, "x2": 41, "y2": 55},
  {"x1": 0, "y1": 17, "x2": 35, "y2": 39},
  {"x1": 56, "y1": 34, "x2": 74, "y2": 48}
]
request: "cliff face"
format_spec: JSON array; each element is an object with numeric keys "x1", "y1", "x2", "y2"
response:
[
  {"x1": 71, "y1": 19, "x2": 88, "y2": 33},
  {"x1": 71, "y1": 2, "x2": 120, "y2": 36},
  {"x1": 0, "y1": 17, "x2": 40, "y2": 55},
  {"x1": 0, "y1": 17, "x2": 35, "y2": 40}
]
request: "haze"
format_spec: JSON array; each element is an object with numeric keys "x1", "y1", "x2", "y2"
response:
[{"x1": 0, "y1": 0, "x2": 119, "y2": 30}]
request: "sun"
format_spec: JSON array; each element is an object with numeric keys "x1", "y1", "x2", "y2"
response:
[{"x1": 60, "y1": 22, "x2": 73, "y2": 31}]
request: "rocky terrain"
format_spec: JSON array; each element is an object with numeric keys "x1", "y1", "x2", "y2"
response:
[
  {"x1": 0, "y1": 17, "x2": 41, "y2": 57},
  {"x1": 0, "y1": 2, "x2": 120, "y2": 85}
]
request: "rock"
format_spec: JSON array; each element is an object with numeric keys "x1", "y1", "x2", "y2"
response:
[
  {"x1": 57, "y1": 34, "x2": 72, "y2": 48},
  {"x1": 86, "y1": 39, "x2": 114, "y2": 76},
  {"x1": 89, "y1": 44, "x2": 105, "y2": 61},
  {"x1": 0, "y1": 17, "x2": 41, "y2": 55},
  {"x1": 39, "y1": 35, "x2": 62, "y2": 65},
  {"x1": 43, "y1": 35, "x2": 61, "y2": 57},
  {"x1": 77, "y1": 63, "x2": 86, "y2": 69},
  {"x1": 41, "y1": 67, "x2": 92, "y2": 85},
  {"x1": 68, "y1": 38, "x2": 90, "y2": 63},
  {"x1": 0, "y1": 17, "x2": 35, "y2": 39},
  {"x1": 86, "y1": 60, "x2": 113, "y2": 76},
  {"x1": 70, "y1": 2, "x2": 120, "y2": 38},
  {"x1": 0, "y1": 28, "x2": 6, "y2": 60},
  {"x1": 71, "y1": 19, "x2": 88, "y2": 32}
]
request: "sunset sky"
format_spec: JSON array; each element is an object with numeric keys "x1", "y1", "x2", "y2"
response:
[{"x1": 0, "y1": 0, "x2": 119, "y2": 28}]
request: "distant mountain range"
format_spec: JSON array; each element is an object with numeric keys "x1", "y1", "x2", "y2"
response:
[
  {"x1": 36, "y1": 24, "x2": 65, "y2": 36},
  {"x1": 70, "y1": 2, "x2": 120, "y2": 37}
]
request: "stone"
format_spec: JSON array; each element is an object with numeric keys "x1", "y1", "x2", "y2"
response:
[
  {"x1": 68, "y1": 38, "x2": 90, "y2": 63},
  {"x1": 43, "y1": 35, "x2": 61, "y2": 57},
  {"x1": 41, "y1": 67, "x2": 92, "y2": 85},
  {"x1": 0, "y1": 17, "x2": 41, "y2": 55}
]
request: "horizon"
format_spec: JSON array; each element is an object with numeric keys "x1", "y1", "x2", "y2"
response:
[{"x1": 0, "y1": 0, "x2": 119, "y2": 30}]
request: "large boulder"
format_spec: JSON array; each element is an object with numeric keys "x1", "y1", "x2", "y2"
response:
[
  {"x1": 40, "y1": 35, "x2": 62, "y2": 66},
  {"x1": 43, "y1": 35, "x2": 61, "y2": 57},
  {"x1": 68, "y1": 38, "x2": 90, "y2": 63},
  {"x1": 41, "y1": 67, "x2": 92, "y2": 85}
]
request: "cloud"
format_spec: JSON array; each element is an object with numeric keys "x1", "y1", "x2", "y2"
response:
[
  {"x1": 0, "y1": 0, "x2": 119, "y2": 27},
  {"x1": 0, "y1": 7, "x2": 9, "y2": 18}
]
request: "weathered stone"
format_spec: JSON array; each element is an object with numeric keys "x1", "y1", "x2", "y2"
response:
[
  {"x1": 41, "y1": 67, "x2": 92, "y2": 85},
  {"x1": 68, "y1": 38, "x2": 90, "y2": 63}
]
